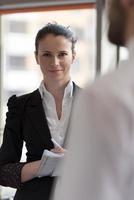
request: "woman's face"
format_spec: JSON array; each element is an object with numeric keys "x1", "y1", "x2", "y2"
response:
[{"x1": 35, "y1": 34, "x2": 76, "y2": 84}]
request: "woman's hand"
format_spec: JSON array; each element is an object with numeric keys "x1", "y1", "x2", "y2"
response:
[
  {"x1": 21, "y1": 147, "x2": 66, "y2": 182},
  {"x1": 51, "y1": 147, "x2": 66, "y2": 154},
  {"x1": 21, "y1": 160, "x2": 41, "y2": 183}
]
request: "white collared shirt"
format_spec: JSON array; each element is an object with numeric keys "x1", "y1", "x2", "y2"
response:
[{"x1": 39, "y1": 80, "x2": 73, "y2": 146}]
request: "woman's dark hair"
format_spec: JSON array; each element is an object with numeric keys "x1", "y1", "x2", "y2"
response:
[{"x1": 35, "y1": 22, "x2": 77, "y2": 54}]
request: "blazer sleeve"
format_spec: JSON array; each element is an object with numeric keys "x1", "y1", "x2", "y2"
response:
[{"x1": 0, "y1": 95, "x2": 25, "y2": 188}]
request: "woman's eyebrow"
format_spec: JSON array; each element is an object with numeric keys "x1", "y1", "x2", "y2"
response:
[
  {"x1": 39, "y1": 50, "x2": 51, "y2": 53},
  {"x1": 39, "y1": 50, "x2": 69, "y2": 53},
  {"x1": 59, "y1": 50, "x2": 69, "y2": 53}
]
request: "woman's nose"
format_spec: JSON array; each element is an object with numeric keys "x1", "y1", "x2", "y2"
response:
[{"x1": 51, "y1": 56, "x2": 59, "y2": 66}]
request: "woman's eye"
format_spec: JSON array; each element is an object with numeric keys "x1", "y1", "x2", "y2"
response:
[
  {"x1": 43, "y1": 53, "x2": 51, "y2": 57},
  {"x1": 59, "y1": 53, "x2": 67, "y2": 57}
]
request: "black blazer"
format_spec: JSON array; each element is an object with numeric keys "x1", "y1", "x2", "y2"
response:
[{"x1": 0, "y1": 83, "x2": 80, "y2": 200}]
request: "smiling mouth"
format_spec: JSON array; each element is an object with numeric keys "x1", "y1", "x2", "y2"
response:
[{"x1": 48, "y1": 69, "x2": 63, "y2": 72}]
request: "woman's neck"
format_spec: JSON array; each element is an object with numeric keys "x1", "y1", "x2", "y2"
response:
[{"x1": 44, "y1": 79, "x2": 70, "y2": 99}]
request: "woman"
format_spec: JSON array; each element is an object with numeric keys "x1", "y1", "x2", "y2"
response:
[{"x1": 0, "y1": 23, "x2": 80, "y2": 200}]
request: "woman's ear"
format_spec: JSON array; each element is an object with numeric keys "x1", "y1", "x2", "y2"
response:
[
  {"x1": 34, "y1": 51, "x2": 39, "y2": 64},
  {"x1": 72, "y1": 52, "x2": 76, "y2": 63}
]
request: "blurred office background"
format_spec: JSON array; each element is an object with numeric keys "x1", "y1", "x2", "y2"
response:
[{"x1": 0, "y1": 0, "x2": 128, "y2": 199}]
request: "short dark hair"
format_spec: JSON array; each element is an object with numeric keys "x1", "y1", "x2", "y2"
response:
[{"x1": 35, "y1": 22, "x2": 77, "y2": 54}]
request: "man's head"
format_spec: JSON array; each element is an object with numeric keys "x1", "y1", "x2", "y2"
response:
[{"x1": 107, "y1": 0, "x2": 134, "y2": 46}]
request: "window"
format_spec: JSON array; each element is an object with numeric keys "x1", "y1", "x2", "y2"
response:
[
  {"x1": 6, "y1": 55, "x2": 26, "y2": 69},
  {"x1": 7, "y1": 20, "x2": 28, "y2": 33},
  {"x1": 119, "y1": 47, "x2": 129, "y2": 62},
  {"x1": 101, "y1": 9, "x2": 117, "y2": 74}
]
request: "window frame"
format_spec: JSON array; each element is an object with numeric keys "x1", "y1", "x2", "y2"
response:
[{"x1": 0, "y1": 1, "x2": 96, "y2": 14}]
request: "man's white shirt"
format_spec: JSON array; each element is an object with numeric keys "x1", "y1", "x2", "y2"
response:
[{"x1": 53, "y1": 38, "x2": 134, "y2": 200}]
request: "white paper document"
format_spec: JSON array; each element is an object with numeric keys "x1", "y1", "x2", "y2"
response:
[{"x1": 36, "y1": 150, "x2": 64, "y2": 177}]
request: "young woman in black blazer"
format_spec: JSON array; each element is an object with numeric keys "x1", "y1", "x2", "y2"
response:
[{"x1": 0, "y1": 23, "x2": 80, "y2": 200}]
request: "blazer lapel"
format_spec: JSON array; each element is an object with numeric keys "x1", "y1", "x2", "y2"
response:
[
  {"x1": 26, "y1": 83, "x2": 81, "y2": 149},
  {"x1": 27, "y1": 90, "x2": 54, "y2": 149},
  {"x1": 63, "y1": 83, "x2": 81, "y2": 148}
]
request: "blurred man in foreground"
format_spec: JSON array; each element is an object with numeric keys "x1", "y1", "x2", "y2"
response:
[{"x1": 53, "y1": 0, "x2": 134, "y2": 199}]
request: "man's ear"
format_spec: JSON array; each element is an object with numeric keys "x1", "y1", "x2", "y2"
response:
[
  {"x1": 34, "y1": 51, "x2": 39, "y2": 64},
  {"x1": 121, "y1": 0, "x2": 134, "y2": 7}
]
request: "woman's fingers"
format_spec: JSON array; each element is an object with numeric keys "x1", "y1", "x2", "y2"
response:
[{"x1": 51, "y1": 147, "x2": 65, "y2": 153}]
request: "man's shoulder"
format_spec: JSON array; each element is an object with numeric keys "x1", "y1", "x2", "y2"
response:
[
  {"x1": 86, "y1": 67, "x2": 123, "y2": 95},
  {"x1": 88, "y1": 59, "x2": 132, "y2": 93},
  {"x1": 82, "y1": 65, "x2": 133, "y2": 113}
]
